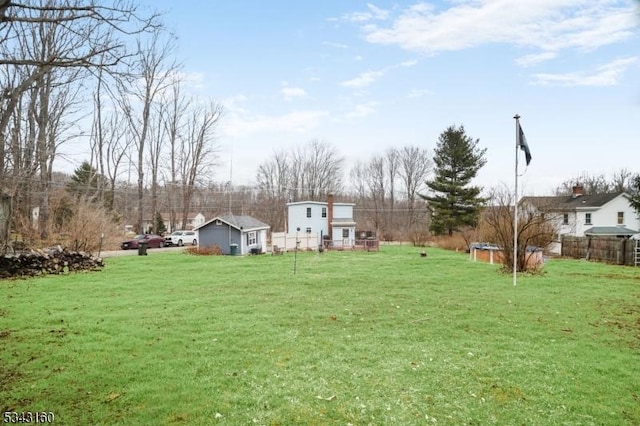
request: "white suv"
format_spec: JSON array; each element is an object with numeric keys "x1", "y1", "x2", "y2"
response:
[{"x1": 165, "y1": 230, "x2": 197, "y2": 247}]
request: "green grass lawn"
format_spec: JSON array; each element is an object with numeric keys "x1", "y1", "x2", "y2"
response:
[{"x1": 1, "y1": 246, "x2": 639, "y2": 425}]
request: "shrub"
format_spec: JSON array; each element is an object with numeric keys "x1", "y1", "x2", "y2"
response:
[
  {"x1": 185, "y1": 245, "x2": 222, "y2": 256},
  {"x1": 432, "y1": 233, "x2": 468, "y2": 251}
]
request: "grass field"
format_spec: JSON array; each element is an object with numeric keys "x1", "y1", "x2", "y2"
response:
[{"x1": 1, "y1": 246, "x2": 639, "y2": 425}]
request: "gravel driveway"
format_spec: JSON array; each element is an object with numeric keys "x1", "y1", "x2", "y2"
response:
[{"x1": 98, "y1": 246, "x2": 187, "y2": 258}]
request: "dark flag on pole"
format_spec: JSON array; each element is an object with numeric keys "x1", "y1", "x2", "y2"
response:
[{"x1": 517, "y1": 122, "x2": 532, "y2": 166}]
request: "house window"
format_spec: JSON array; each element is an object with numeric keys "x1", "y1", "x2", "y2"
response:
[
  {"x1": 247, "y1": 231, "x2": 256, "y2": 246},
  {"x1": 306, "y1": 207, "x2": 311, "y2": 218},
  {"x1": 342, "y1": 229, "x2": 349, "y2": 238},
  {"x1": 321, "y1": 207, "x2": 327, "y2": 218},
  {"x1": 617, "y1": 212, "x2": 624, "y2": 225},
  {"x1": 585, "y1": 213, "x2": 592, "y2": 225},
  {"x1": 306, "y1": 227, "x2": 311, "y2": 234},
  {"x1": 563, "y1": 214, "x2": 569, "y2": 225}
]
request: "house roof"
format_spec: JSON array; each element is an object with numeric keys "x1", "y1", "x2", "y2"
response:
[
  {"x1": 149, "y1": 212, "x2": 204, "y2": 222},
  {"x1": 287, "y1": 201, "x2": 355, "y2": 207},
  {"x1": 520, "y1": 192, "x2": 626, "y2": 211},
  {"x1": 584, "y1": 226, "x2": 639, "y2": 236},
  {"x1": 331, "y1": 218, "x2": 356, "y2": 225},
  {"x1": 195, "y1": 214, "x2": 270, "y2": 232}
]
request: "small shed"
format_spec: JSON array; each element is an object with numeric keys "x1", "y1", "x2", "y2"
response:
[{"x1": 194, "y1": 214, "x2": 270, "y2": 255}]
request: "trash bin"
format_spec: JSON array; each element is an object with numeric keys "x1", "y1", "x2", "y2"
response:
[
  {"x1": 138, "y1": 241, "x2": 148, "y2": 256},
  {"x1": 229, "y1": 243, "x2": 238, "y2": 256}
]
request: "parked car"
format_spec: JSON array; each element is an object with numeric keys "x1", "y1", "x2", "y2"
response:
[
  {"x1": 121, "y1": 234, "x2": 165, "y2": 250},
  {"x1": 165, "y1": 230, "x2": 198, "y2": 247}
]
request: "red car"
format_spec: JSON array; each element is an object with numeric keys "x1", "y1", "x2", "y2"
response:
[{"x1": 121, "y1": 234, "x2": 165, "y2": 250}]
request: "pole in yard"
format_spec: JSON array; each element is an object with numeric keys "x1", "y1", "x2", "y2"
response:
[
  {"x1": 294, "y1": 227, "x2": 300, "y2": 274},
  {"x1": 513, "y1": 114, "x2": 520, "y2": 287}
]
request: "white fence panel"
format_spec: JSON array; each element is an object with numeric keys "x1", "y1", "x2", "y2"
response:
[{"x1": 271, "y1": 232, "x2": 319, "y2": 252}]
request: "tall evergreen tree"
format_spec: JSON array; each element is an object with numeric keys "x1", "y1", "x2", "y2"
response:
[
  {"x1": 421, "y1": 125, "x2": 487, "y2": 235},
  {"x1": 67, "y1": 161, "x2": 104, "y2": 201},
  {"x1": 629, "y1": 173, "x2": 640, "y2": 218}
]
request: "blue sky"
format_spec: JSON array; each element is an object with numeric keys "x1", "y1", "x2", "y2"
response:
[{"x1": 150, "y1": 0, "x2": 639, "y2": 195}]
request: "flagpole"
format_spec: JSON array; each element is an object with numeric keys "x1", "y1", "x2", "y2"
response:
[{"x1": 513, "y1": 114, "x2": 520, "y2": 286}]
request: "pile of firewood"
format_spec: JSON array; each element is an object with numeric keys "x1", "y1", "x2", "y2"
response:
[{"x1": 0, "y1": 246, "x2": 104, "y2": 279}]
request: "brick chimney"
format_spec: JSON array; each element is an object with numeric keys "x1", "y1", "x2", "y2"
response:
[
  {"x1": 572, "y1": 184, "x2": 584, "y2": 198},
  {"x1": 327, "y1": 194, "x2": 334, "y2": 240}
]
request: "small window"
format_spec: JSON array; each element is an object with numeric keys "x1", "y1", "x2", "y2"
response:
[
  {"x1": 247, "y1": 231, "x2": 256, "y2": 246},
  {"x1": 617, "y1": 212, "x2": 624, "y2": 225},
  {"x1": 306, "y1": 207, "x2": 311, "y2": 218},
  {"x1": 585, "y1": 213, "x2": 591, "y2": 225},
  {"x1": 563, "y1": 213, "x2": 569, "y2": 225},
  {"x1": 321, "y1": 207, "x2": 327, "y2": 218},
  {"x1": 342, "y1": 229, "x2": 349, "y2": 238},
  {"x1": 306, "y1": 227, "x2": 311, "y2": 234}
]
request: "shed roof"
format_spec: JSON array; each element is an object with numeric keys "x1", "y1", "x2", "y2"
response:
[{"x1": 195, "y1": 214, "x2": 270, "y2": 232}]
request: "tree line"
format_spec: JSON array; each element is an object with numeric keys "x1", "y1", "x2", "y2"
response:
[
  {"x1": 2, "y1": 1, "x2": 639, "y2": 257},
  {"x1": 0, "y1": 0, "x2": 222, "y2": 251}
]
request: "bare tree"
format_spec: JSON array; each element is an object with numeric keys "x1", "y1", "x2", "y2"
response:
[
  {"x1": 118, "y1": 28, "x2": 177, "y2": 232},
  {"x1": 163, "y1": 76, "x2": 188, "y2": 232},
  {"x1": 177, "y1": 101, "x2": 223, "y2": 230},
  {"x1": 611, "y1": 168, "x2": 633, "y2": 193},
  {"x1": 0, "y1": 0, "x2": 159, "y2": 165},
  {"x1": 384, "y1": 148, "x2": 399, "y2": 232},
  {"x1": 256, "y1": 149, "x2": 290, "y2": 231},
  {"x1": 148, "y1": 101, "x2": 167, "y2": 233},
  {"x1": 554, "y1": 172, "x2": 611, "y2": 195},
  {"x1": 0, "y1": 0, "x2": 160, "y2": 249},
  {"x1": 286, "y1": 139, "x2": 343, "y2": 201},
  {"x1": 398, "y1": 145, "x2": 432, "y2": 242},
  {"x1": 367, "y1": 155, "x2": 387, "y2": 236},
  {"x1": 481, "y1": 186, "x2": 557, "y2": 272}
]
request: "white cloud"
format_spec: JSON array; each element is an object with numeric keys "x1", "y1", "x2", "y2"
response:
[
  {"x1": 516, "y1": 52, "x2": 558, "y2": 67},
  {"x1": 174, "y1": 71, "x2": 207, "y2": 89},
  {"x1": 346, "y1": 101, "x2": 379, "y2": 118},
  {"x1": 531, "y1": 56, "x2": 639, "y2": 86},
  {"x1": 282, "y1": 86, "x2": 307, "y2": 101},
  {"x1": 341, "y1": 70, "x2": 385, "y2": 88},
  {"x1": 354, "y1": 1, "x2": 637, "y2": 65},
  {"x1": 337, "y1": 3, "x2": 390, "y2": 23},
  {"x1": 341, "y1": 59, "x2": 418, "y2": 88},
  {"x1": 221, "y1": 101, "x2": 329, "y2": 138}
]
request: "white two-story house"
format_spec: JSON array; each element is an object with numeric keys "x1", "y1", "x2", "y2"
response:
[
  {"x1": 286, "y1": 195, "x2": 356, "y2": 248},
  {"x1": 520, "y1": 185, "x2": 640, "y2": 253}
]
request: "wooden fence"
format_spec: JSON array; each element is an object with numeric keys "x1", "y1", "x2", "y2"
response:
[{"x1": 561, "y1": 236, "x2": 638, "y2": 266}]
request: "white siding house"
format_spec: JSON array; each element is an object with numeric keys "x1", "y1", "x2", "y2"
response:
[
  {"x1": 286, "y1": 195, "x2": 356, "y2": 248},
  {"x1": 520, "y1": 186, "x2": 640, "y2": 253}
]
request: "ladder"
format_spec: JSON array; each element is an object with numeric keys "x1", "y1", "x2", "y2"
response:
[{"x1": 635, "y1": 239, "x2": 640, "y2": 267}]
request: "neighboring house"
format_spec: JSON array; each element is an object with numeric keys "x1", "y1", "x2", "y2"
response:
[
  {"x1": 139, "y1": 212, "x2": 206, "y2": 234},
  {"x1": 520, "y1": 185, "x2": 640, "y2": 253},
  {"x1": 194, "y1": 214, "x2": 270, "y2": 255},
  {"x1": 286, "y1": 194, "x2": 356, "y2": 248},
  {"x1": 164, "y1": 212, "x2": 206, "y2": 233}
]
